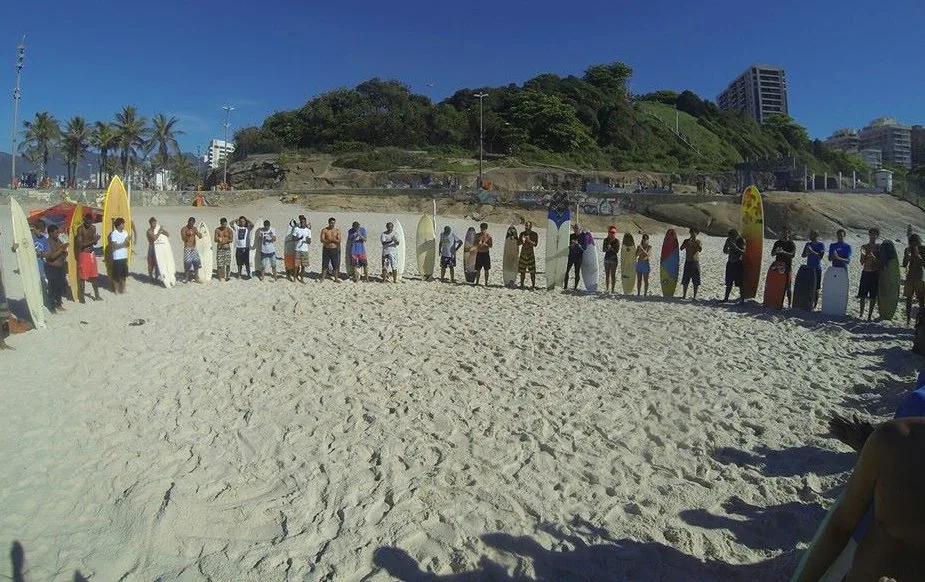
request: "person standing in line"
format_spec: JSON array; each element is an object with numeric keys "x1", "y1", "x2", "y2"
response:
[
  {"x1": 214, "y1": 218, "x2": 234, "y2": 282},
  {"x1": 770, "y1": 228, "x2": 796, "y2": 308},
  {"x1": 601, "y1": 226, "x2": 620, "y2": 294},
  {"x1": 347, "y1": 221, "x2": 369, "y2": 282},
  {"x1": 680, "y1": 227, "x2": 702, "y2": 300},
  {"x1": 108, "y1": 218, "x2": 130, "y2": 294},
  {"x1": 146, "y1": 217, "x2": 167, "y2": 281},
  {"x1": 320, "y1": 217, "x2": 341, "y2": 282},
  {"x1": 474, "y1": 222, "x2": 493, "y2": 286},
  {"x1": 518, "y1": 221, "x2": 539, "y2": 290},
  {"x1": 233, "y1": 216, "x2": 253, "y2": 279},
  {"x1": 381, "y1": 222, "x2": 400, "y2": 283},
  {"x1": 857, "y1": 227, "x2": 881, "y2": 321},
  {"x1": 12, "y1": 220, "x2": 51, "y2": 308},
  {"x1": 722, "y1": 228, "x2": 746, "y2": 302},
  {"x1": 256, "y1": 219, "x2": 279, "y2": 282},
  {"x1": 564, "y1": 223, "x2": 585, "y2": 291},
  {"x1": 829, "y1": 228, "x2": 853, "y2": 269},
  {"x1": 903, "y1": 233, "x2": 925, "y2": 326},
  {"x1": 44, "y1": 224, "x2": 69, "y2": 311},
  {"x1": 74, "y1": 213, "x2": 102, "y2": 302},
  {"x1": 292, "y1": 215, "x2": 312, "y2": 283},
  {"x1": 802, "y1": 230, "x2": 826, "y2": 309},
  {"x1": 180, "y1": 217, "x2": 203, "y2": 283},
  {"x1": 439, "y1": 225, "x2": 462, "y2": 283},
  {"x1": 635, "y1": 233, "x2": 652, "y2": 295}
]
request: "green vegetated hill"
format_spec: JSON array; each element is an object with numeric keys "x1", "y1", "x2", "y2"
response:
[{"x1": 232, "y1": 62, "x2": 868, "y2": 178}]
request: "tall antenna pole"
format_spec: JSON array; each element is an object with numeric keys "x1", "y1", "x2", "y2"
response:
[
  {"x1": 222, "y1": 105, "x2": 234, "y2": 187},
  {"x1": 11, "y1": 36, "x2": 25, "y2": 189},
  {"x1": 474, "y1": 92, "x2": 487, "y2": 189}
]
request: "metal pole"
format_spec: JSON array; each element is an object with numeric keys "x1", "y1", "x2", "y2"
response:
[
  {"x1": 222, "y1": 105, "x2": 234, "y2": 187},
  {"x1": 11, "y1": 37, "x2": 25, "y2": 189},
  {"x1": 474, "y1": 92, "x2": 487, "y2": 189}
]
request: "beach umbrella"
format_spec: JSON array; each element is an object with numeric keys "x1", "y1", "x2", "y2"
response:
[{"x1": 28, "y1": 202, "x2": 103, "y2": 228}]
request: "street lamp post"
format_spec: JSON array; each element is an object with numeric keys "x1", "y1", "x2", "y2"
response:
[
  {"x1": 10, "y1": 37, "x2": 25, "y2": 189},
  {"x1": 222, "y1": 105, "x2": 234, "y2": 187},
  {"x1": 474, "y1": 92, "x2": 488, "y2": 189}
]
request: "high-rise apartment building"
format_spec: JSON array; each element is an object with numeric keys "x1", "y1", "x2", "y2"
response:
[
  {"x1": 859, "y1": 118, "x2": 911, "y2": 169},
  {"x1": 205, "y1": 139, "x2": 235, "y2": 169},
  {"x1": 717, "y1": 65, "x2": 789, "y2": 123},
  {"x1": 824, "y1": 129, "x2": 860, "y2": 153},
  {"x1": 912, "y1": 125, "x2": 925, "y2": 169}
]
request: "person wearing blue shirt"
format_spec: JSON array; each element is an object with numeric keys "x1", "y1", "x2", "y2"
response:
[
  {"x1": 802, "y1": 229, "x2": 826, "y2": 309},
  {"x1": 347, "y1": 221, "x2": 368, "y2": 282},
  {"x1": 828, "y1": 229, "x2": 852, "y2": 269}
]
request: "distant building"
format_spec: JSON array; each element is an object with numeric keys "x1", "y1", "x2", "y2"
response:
[
  {"x1": 859, "y1": 117, "x2": 911, "y2": 169},
  {"x1": 859, "y1": 148, "x2": 883, "y2": 170},
  {"x1": 875, "y1": 169, "x2": 893, "y2": 193},
  {"x1": 717, "y1": 65, "x2": 789, "y2": 123},
  {"x1": 912, "y1": 125, "x2": 925, "y2": 169},
  {"x1": 206, "y1": 139, "x2": 235, "y2": 169},
  {"x1": 824, "y1": 129, "x2": 860, "y2": 153}
]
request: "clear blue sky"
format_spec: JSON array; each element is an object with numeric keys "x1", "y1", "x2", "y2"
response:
[{"x1": 1, "y1": 0, "x2": 922, "y2": 154}]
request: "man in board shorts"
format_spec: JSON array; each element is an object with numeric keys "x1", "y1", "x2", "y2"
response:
[
  {"x1": 439, "y1": 225, "x2": 462, "y2": 283},
  {"x1": 474, "y1": 222, "x2": 493, "y2": 286},
  {"x1": 233, "y1": 216, "x2": 253, "y2": 279},
  {"x1": 857, "y1": 227, "x2": 880, "y2": 321},
  {"x1": 320, "y1": 217, "x2": 342, "y2": 282},
  {"x1": 74, "y1": 212, "x2": 102, "y2": 302},
  {"x1": 292, "y1": 215, "x2": 312, "y2": 283},
  {"x1": 680, "y1": 227, "x2": 702, "y2": 300},
  {"x1": 180, "y1": 217, "x2": 203, "y2": 283},
  {"x1": 802, "y1": 230, "x2": 826, "y2": 309},
  {"x1": 214, "y1": 218, "x2": 234, "y2": 282},
  {"x1": 518, "y1": 221, "x2": 539, "y2": 290},
  {"x1": 347, "y1": 221, "x2": 369, "y2": 282},
  {"x1": 381, "y1": 222, "x2": 400, "y2": 283}
]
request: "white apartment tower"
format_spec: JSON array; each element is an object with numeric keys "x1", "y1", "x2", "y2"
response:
[
  {"x1": 205, "y1": 139, "x2": 235, "y2": 169},
  {"x1": 859, "y1": 118, "x2": 912, "y2": 169},
  {"x1": 717, "y1": 65, "x2": 789, "y2": 123}
]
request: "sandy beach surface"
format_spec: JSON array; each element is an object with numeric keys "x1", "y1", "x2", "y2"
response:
[{"x1": 0, "y1": 199, "x2": 918, "y2": 581}]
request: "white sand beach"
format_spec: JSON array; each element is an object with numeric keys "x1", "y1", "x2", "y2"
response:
[{"x1": 0, "y1": 199, "x2": 918, "y2": 581}]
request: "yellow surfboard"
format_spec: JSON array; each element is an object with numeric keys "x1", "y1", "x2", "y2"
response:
[
  {"x1": 102, "y1": 176, "x2": 131, "y2": 281},
  {"x1": 67, "y1": 203, "x2": 84, "y2": 301}
]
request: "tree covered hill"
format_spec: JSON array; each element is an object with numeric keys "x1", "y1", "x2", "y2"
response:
[{"x1": 233, "y1": 62, "x2": 867, "y2": 178}]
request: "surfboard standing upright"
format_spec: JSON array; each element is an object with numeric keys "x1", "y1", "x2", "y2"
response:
[
  {"x1": 545, "y1": 192, "x2": 571, "y2": 290},
  {"x1": 152, "y1": 224, "x2": 177, "y2": 288},
  {"x1": 580, "y1": 233, "x2": 599, "y2": 293},
  {"x1": 502, "y1": 233, "x2": 520, "y2": 288},
  {"x1": 792, "y1": 265, "x2": 817, "y2": 311},
  {"x1": 10, "y1": 199, "x2": 47, "y2": 330},
  {"x1": 740, "y1": 186, "x2": 764, "y2": 300},
  {"x1": 101, "y1": 176, "x2": 132, "y2": 284},
  {"x1": 392, "y1": 220, "x2": 406, "y2": 280},
  {"x1": 67, "y1": 203, "x2": 84, "y2": 301},
  {"x1": 416, "y1": 215, "x2": 437, "y2": 280},
  {"x1": 197, "y1": 222, "x2": 214, "y2": 282},
  {"x1": 877, "y1": 240, "x2": 900, "y2": 320},
  {"x1": 763, "y1": 260, "x2": 788, "y2": 309},
  {"x1": 660, "y1": 229, "x2": 680, "y2": 297},
  {"x1": 621, "y1": 233, "x2": 636, "y2": 295},
  {"x1": 821, "y1": 267, "x2": 849, "y2": 316}
]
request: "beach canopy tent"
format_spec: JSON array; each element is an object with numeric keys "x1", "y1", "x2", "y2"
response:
[{"x1": 27, "y1": 202, "x2": 103, "y2": 229}]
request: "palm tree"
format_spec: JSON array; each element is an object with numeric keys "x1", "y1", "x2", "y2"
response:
[
  {"x1": 113, "y1": 105, "x2": 149, "y2": 180},
  {"x1": 91, "y1": 121, "x2": 118, "y2": 188},
  {"x1": 19, "y1": 112, "x2": 61, "y2": 181},
  {"x1": 149, "y1": 114, "x2": 184, "y2": 188},
  {"x1": 62, "y1": 116, "x2": 91, "y2": 187}
]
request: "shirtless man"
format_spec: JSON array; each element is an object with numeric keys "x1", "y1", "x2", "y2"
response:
[
  {"x1": 796, "y1": 417, "x2": 925, "y2": 582},
  {"x1": 214, "y1": 218, "x2": 234, "y2": 282},
  {"x1": 320, "y1": 217, "x2": 341, "y2": 282},
  {"x1": 679, "y1": 227, "x2": 702, "y2": 300},
  {"x1": 474, "y1": 222, "x2": 493, "y2": 286},
  {"x1": 145, "y1": 217, "x2": 168, "y2": 280},
  {"x1": 857, "y1": 228, "x2": 881, "y2": 321},
  {"x1": 518, "y1": 221, "x2": 539, "y2": 290},
  {"x1": 74, "y1": 212, "x2": 102, "y2": 302},
  {"x1": 903, "y1": 234, "x2": 925, "y2": 326},
  {"x1": 180, "y1": 217, "x2": 203, "y2": 283}
]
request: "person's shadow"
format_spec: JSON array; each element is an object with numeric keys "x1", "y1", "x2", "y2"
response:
[
  {"x1": 9, "y1": 541, "x2": 88, "y2": 582},
  {"x1": 373, "y1": 516, "x2": 798, "y2": 581}
]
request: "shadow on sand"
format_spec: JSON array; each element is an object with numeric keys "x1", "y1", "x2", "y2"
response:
[
  {"x1": 372, "y1": 516, "x2": 799, "y2": 582},
  {"x1": 9, "y1": 541, "x2": 88, "y2": 582}
]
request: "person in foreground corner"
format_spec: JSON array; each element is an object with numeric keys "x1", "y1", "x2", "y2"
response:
[{"x1": 797, "y1": 416, "x2": 925, "y2": 582}]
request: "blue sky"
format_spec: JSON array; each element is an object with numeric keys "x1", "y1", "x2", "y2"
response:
[{"x1": 1, "y1": 0, "x2": 923, "y2": 154}]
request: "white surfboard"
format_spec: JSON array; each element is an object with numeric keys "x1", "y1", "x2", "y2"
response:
[
  {"x1": 502, "y1": 234, "x2": 520, "y2": 287},
  {"x1": 546, "y1": 220, "x2": 571, "y2": 290},
  {"x1": 197, "y1": 222, "x2": 213, "y2": 283},
  {"x1": 393, "y1": 220, "x2": 406, "y2": 280},
  {"x1": 10, "y1": 198, "x2": 46, "y2": 329},
  {"x1": 152, "y1": 225, "x2": 177, "y2": 288},
  {"x1": 416, "y1": 215, "x2": 436, "y2": 280},
  {"x1": 252, "y1": 218, "x2": 266, "y2": 275},
  {"x1": 581, "y1": 235, "x2": 599, "y2": 292},
  {"x1": 821, "y1": 267, "x2": 849, "y2": 316}
]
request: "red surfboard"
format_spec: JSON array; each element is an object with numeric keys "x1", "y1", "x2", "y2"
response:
[{"x1": 763, "y1": 260, "x2": 788, "y2": 309}]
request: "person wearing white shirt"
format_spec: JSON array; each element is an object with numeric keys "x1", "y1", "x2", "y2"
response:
[{"x1": 292, "y1": 215, "x2": 312, "y2": 283}]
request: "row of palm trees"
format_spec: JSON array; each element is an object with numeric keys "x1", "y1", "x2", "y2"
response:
[{"x1": 19, "y1": 106, "x2": 189, "y2": 189}]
